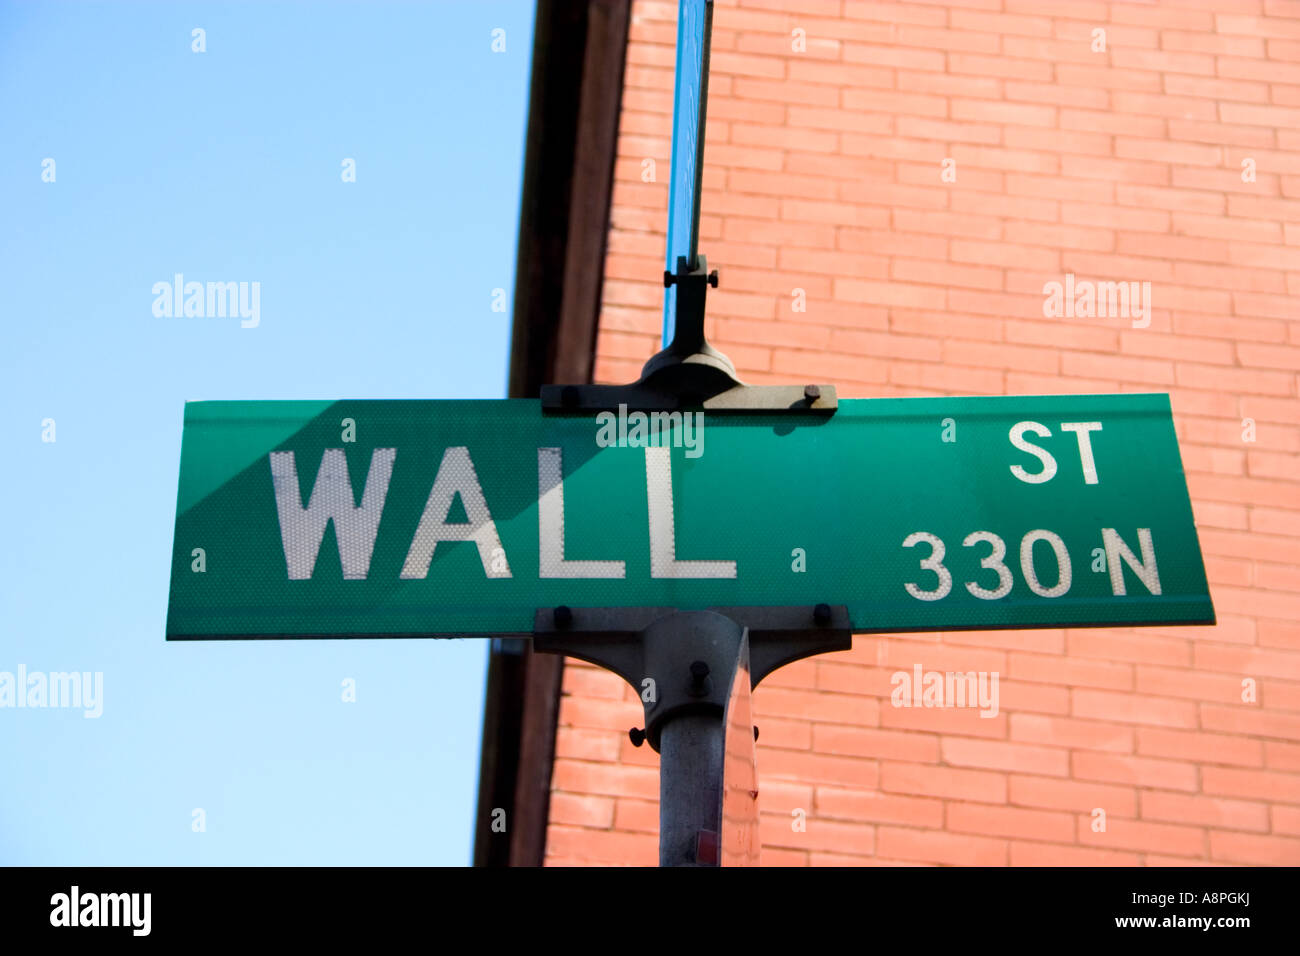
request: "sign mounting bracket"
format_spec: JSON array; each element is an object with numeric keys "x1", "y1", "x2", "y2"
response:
[
  {"x1": 541, "y1": 254, "x2": 838, "y2": 415},
  {"x1": 531, "y1": 603, "x2": 851, "y2": 866}
]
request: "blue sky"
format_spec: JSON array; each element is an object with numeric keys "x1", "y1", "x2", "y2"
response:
[{"x1": 0, "y1": 0, "x2": 536, "y2": 865}]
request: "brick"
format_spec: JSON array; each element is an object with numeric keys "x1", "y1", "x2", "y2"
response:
[
  {"x1": 1112, "y1": 1, "x2": 1214, "y2": 27},
  {"x1": 1274, "y1": 805, "x2": 1300, "y2": 836},
  {"x1": 1175, "y1": 261, "x2": 1284, "y2": 295},
  {"x1": 1068, "y1": 631, "x2": 1191, "y2": 668},
  {"x1": 546, "y1": 825, "x2": 657, "y2": 866},
  {"x1": 779, "y1": 245, "x2": 888, "y2": 278},
  {"x1": 839, "y1": 88, "x2": 949, "y2": 119},
  {"x1": 889, "y1": 308, "x2": 1002, "y2": 344},
  {"x1": 1176, "y1": 362, "x2": 1294, "y2": 396},
  {"x1": 763, "y1": 848, "x2": 811, "y2": 867},
  {"x1": 1072, "y1": 689, "x2": 1198, "y2": 728},
  {"x1": 842, "y1": 2, "x2": 949, "y2": 27},
  {"x1": 1111, "y1": 47, "x2": 1216, "y2": 77},
  {"x1": 951, "y1": 240, "x2": 1059, "y2": 272},
  {"x1": 941, "y1": 738, "x2": 1069, "y2": 776},
  {"x1": 1212, "y1": 585, "x2": 1300, "y2": 622},
  {"x1": 1137, "y1": 727, "x2": 1265, "y2": 767},
  {"x1": 783, "y1": 109, "x2": 885, "y2": 140},
  {"x1": 951, "y1": 144, "x2": 1060, "y2": 174},
  {"x1": 815, "y1": 787, "x2": 945, "y2": 827},
  {"x1": 1117, "y1": 233, "x2": 1230, "y2": 264},
  {"x1": 755, "y1": 687, "x2": 881, "y2": 726},
  {"x1": 949, "y1": 802, "x2": 1074, "y2": 842},
  {"x1": 879, "y1": 761, "x2": 1007, "y2": 803},
  {"x1": 1005, "y1": 0, "x2": 1105, "y2": 16},
  {"x1": 723, "y1": 216, "x2": 833, "y2": 248},
  {"x1": 1161, "y1": 30, "x2": 1267, "y2": 57},
  {"x1": 732, "y1": 77, "x2": 839, "y2": 107},
  {"x1": 758, "y1": 780, "x2": 815, "y2": 813},
  {"x1": 1169, "y1": 119, "x2": 1278, "y2": 150},
  {"x1": 890, "y1": 360, "x2": 1005, "y2": 394},
  {"x1": 1176, "y1": 213, "x2": 1283, "y2": 245},
  {"x1": 870, "y1": 636, "x2": 1008, "y2": 675},
  {"x1": 815, "y1": 724, "x2": 940, "y2": 762},
  {"x1": 835, "y1": 278, "x2": 946, "y2": 309},
  {"x1": 983, "y1": 681, "x2": 1067, "y2": 717},
  {"x1": 1116, "y1": 184, "x2": 1225, "y2": 216},
  {"x1": 1009, "y1": 842, "x2": 1140, "y2": 866},
  {"x1": 773, "y1": 348, "x2": 887, "y2": 384},
  {"x1": 948, "y1": 9, "x2": 1051, "y2": 37},
  {"x1": 1078, "y1": 817, "x2": 1206, "y2": 857},
  {"x1": 1006, "y1": 80, "x2": 1108, "y2": 109},
  {"x1": 948, "y1": 52, "x2": 1051, "y2": 82},
  {"x1": 1196, "y1": 527, "x2": 1300, "y2": 564},
  {"x1": 1266, "y1": 741, "x2": 1300, "y2": 771},
  {"x1": 1061, "y1": 202, "x2": 1169, "y2": 233},
  {"x1": 1257, "y1": 563, "x2": 1300, "y2": 592},
  {"x1": 840, "y1": 228, "x2": 948, "y2": 259},
  {"x1": 551, "y1": 759, "x2": 659, "y2": 801},
  {"x1": 1061, "y1": 353, "x2": 1175, "y2": 386},
  {"x1": 1009, "y1": 653, "x2": 1133, "y2": 691},
  {"x1": 953, "y1": 190, "x2": 1059, "y2": 223},
  {"x1": 1223, "y1": 50, "x2": 1300, "y2": 87},
  {"x1": 842, "y1": 43, "x2": 946, "y2": 72},
  {"x1": 1201, "y1": 704, "x2": 1300, "y2": 742},
  {"x1": 1072, "y1": 752, "x2": 1199, "y2": 792},
  {"x1": 1060, "y1": 156, "x2": 1170, "y2": 188},
  {"x1": 1003, "y1": 318, "x2": 1118, "y2": 352},
  {"x1": 549, "y1": 792, "x2": 616, "y2": 829},
  {"x1": 1175, "y1": 312, "x2": 1287, "y2": 344},
  {"x1": 880, "y1": 702, "x2": 1007, "y2": 738},
  {"x1": 876, "y1": 826, "x2": 1007, "y2": 866},
  {"x1": 1209, "y1": 831, "x2": 1300, "y2": 865},
  {"x1": 1204, "y1": 765, "x2": 1300, "y2": 803},
  {"x1": 603, "y1": 799, "x2": 655, "y2": 837},
  {"x1": 1119, "y1": 332, "x2": 1235, "y2": 366},
  {"x1": 1009, "y1": 774, "x2": 1137, "y2": 817},
  {"x1": 830, "y1": 328, "x2": 944, "y2": 362},
  {"x1": 762, "y1": 749, "x2": 881, "y2": 788},
  {"x1": 1115, "y1": 137, "x2": 1224, "y2": 167},
  {"x1": 555, "y1": 727, "x2": 623, "y2": 762},
  {"x1": 781, "y1": 200, "x2": 890, "y2": 228},
  {"x1": 760, "y1": 814, "x2": 876, "y2": 854},
  {"x1": 560, "y1": 693, "x2": 647, "y2": 731},
  {"x1": 1195, "y1": 644, "x2": 1300, "y2": 682},
  {"x1": 1261, "y1": 621, "x2": 1300, "y2": 653},
  {"x1": 896, "y1": 116, "x2": 1002, "y2": 145},
  {"x1": 1222, "y1": 102, "x2": 1300, "y2": 129},
  {"x1": 1112, "y1": 91, "x2": 1218, "y2": 121},
  {"x1": 1010, "y1": 714, "x2": 1134, "y2": 754},
  {"x1": 1142, "y1": 791, "x2": 1270, "y2": 833}
]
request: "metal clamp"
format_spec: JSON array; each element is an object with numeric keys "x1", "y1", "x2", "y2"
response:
[
  {"x1": 541, "y1": 255, "x2": 837, "y2": 415},
  {"x1": 532, "y1": 604, "x2": 851, "y2": 752}
]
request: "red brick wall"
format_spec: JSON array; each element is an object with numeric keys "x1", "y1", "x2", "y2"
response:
[{"x1": 545, "y1": 0, "x2": 1300, "y2": 866}]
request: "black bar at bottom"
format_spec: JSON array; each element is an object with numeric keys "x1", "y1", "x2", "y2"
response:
[{"x1": 0, "y1": 865, "x2": 1286, "y2": 940}]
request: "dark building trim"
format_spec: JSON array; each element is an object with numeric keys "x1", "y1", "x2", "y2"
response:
[{"x1": 473, "y1": 0, "x2": 631, "y2": 867}]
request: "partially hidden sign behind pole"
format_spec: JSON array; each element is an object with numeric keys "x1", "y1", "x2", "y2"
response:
[
  {"x1": 720, "y1": 629, "x2": 759, "y2": 867},
  {"x1": 165, "y1": 394, "x2": 1214, "y2": 640}
]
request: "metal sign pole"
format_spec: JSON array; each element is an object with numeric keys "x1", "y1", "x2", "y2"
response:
[{"x1": 533, "y1": 606, "x2": 850, "y2": 866}]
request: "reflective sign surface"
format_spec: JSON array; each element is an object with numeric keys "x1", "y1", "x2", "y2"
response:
[{"x1": 166, "y1": 394, "x2": 1213, "y2": 639}]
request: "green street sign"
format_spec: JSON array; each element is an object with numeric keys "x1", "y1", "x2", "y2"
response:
[{"x1": 165, "y1": 393, "x2": 1213, "y2": 640}]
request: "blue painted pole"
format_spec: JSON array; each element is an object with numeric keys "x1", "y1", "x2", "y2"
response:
[{"x1": 662, "y1": 0, "x2": 714, "y2": 347}]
